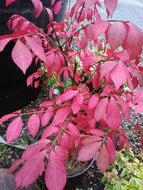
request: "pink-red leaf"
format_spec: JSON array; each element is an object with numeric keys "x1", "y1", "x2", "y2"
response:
[
  {"x1": 93, "y1": 20, "x2": 108, "y2": 40},
  {"x1": 45, "y1": 150, "x2": 66, "y2": 190},
  {"x1": 123, "y1": 23, "x2": 143, "y2": 59},
  {"x1": 6, "y1": 117, "x2": 23, "y2": 144},
  {"x1": 52, "y1": 106, "x2": 71, "y2": 125},
  {"x1": 84, "y1": 0, "x2": 98, "y2": 8},
  {"x1": 106, "y1": 137, "x2": 116, "y2": 164},
  {"x1": 6, "y1": 0, "x2": 15, "y2": 6},
  {"x1": 27, "y1": 114, "x2": 40, "y2": 137},
  {"x1": 107, "y1": 97, "x2": 121, "y2": 131},
  {"x1": 16, "y1": 150, "x2": 46, "y2": 187},
  {"x1": 88, "y1": 95, "x2": 99, "y2": 110},
  {"x1": 41, "y1": 125, "x2": 59, "y2": 139},
  {"x1": 90, "y1": 129, "x2": 105, "y2": 137},
  {"x1": 8, "y1": 158, "x2": 25, "y2": 173},
  {"x1": 45, "y1": 8, "x2": 54, "y2": 23},
  {"x1": 51, "y1": 0, "x2": 56, "y2": 6},
  {"x1": 107, "y1": 22, "x2": 127, "y2": 51},
  {"x1": 12, "y1": 39, "x2": 32, "y2": 74},
  {"x1": 104, "y1": 0, "x2": 117, "y2": 17},
  {"x1": 96, "y1": 144, "x2": 110, "y2": 173},
  {"x1": 94, "y1": 98, "x2": 109, "y2": 122},
  {"x1": 56, "y1": 90, "x2": 78, "y2": 104},
  {"x1": 31, "y1": 0, "x2": 43, "y2": 17},
  {"x1": 0, "y1": 110, "x2": 21, "y2": 123},
  {"x1": 71, "y1": 95, "x2": 82, "y2": 114},
  {"x1": 134, "y1": 89, "x2": 143, "y2": 104},
  {"x1": 134, "y1": 103, "x2": 143, "y2": 115},
  {"x1": 78, "y1": 139, "x2": 102, "y2": 161},
  {"x1": 82, "y1": 136, "x2": 102, "y2": 145},
  {"x1": 100, "y1": 61, "x2": 117, "y2": 79},
  {"x1": 115, "y1": 95, "x2": 130, "y2": 120},
  {"x1": 110, "y1": 61, "x2": 127, "y2": 90},
  {"x1": 25, "y1": 37, "x2": 47, "y2": 63},
  {"x1": 41, "y1": 112, "x2": 53, "y2": 127},
  {"x1": 54, "y1": 1, "x2": 62, "y2": 15}
]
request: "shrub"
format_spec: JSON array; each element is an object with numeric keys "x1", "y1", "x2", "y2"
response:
[
  {"x1": 102, "y1": 147, "x2": 143, "y2": 190},
  {"x1": 0, "y1": 0, "x2": 143, "y2": 189}
]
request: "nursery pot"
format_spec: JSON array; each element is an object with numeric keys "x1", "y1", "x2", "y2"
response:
[
  {"x1": 0, "y1": 0, "x2": 67, "y2": 117},
  {"x1": 65, "y1": 156, "x2": 96, "y2": 190}
]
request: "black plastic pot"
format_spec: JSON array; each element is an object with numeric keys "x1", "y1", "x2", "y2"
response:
[{"x1": 0, "y1": 0, "x2": 67, "y2": 117}]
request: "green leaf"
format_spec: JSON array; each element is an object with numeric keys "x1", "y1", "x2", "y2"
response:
[{"x1": 113, "y1": 182, "x2": 122, "y2": 190}]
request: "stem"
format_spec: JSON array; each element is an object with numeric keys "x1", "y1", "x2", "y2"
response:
[
  {"x1": 50, "y1": 113, "x2": 72, "y2": 149},
  {"x1": 72, "y1": 61, "x2": 78, "y2": 86},
  {"x1": 108, "y1": 19, "x2": 129, "y2": 23}
]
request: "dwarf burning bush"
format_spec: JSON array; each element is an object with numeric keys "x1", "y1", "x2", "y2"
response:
[{"x1": 0, "y1": 0, "x2": 143, "y2": 189}]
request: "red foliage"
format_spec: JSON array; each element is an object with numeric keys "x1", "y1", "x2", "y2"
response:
[{"x1": 1, "y1": 0, "x2": 143, "y2": 189}]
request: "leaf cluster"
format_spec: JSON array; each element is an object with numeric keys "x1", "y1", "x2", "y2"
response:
[
  {"x1": 102, "y1": 147, "x2": 143, "y2": 190},
  {"x1": 0, "y1": 0, "x2": 143, "y2": 190}
]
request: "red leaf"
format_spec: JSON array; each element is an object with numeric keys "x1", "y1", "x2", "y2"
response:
[
  {"x1": 6, "y1": 117, "x2": 23, "y2": 144},
  {"x1": 93, "y1": 20, "x2": 108, "y2": 40},
  {"x1": 0, "y1": 38, "x2": 12, "y2": 52},
  {"x1": 78, "y1": 138, "x2": 102, "y2": 161},
  {"x1": 123, "y1": 23, "x2": 143, "y2": 59},
  {"x1": 0, "y1": 110, "x2": 21, "y2": 123},
  {"x1": 88, "y1": 95, "x2": 99, "y2": 110},
  {"x1": 134, "y1": 89, "x2": 143, "y2": 104},
  {"x1": 110, "y1": 61, "x2": 127, "y2": 90},
  {"x1": 106, "y1": 137, "x2": 116, "y2": 164},
  {"x1": 51, "y1": 0, "x2": 56, "y2": 6},
  {"x1": 82, "y1": 136, "x2": 102, "y2": 145},
  {"x1": 100, "y1": 61, "x2": 117, "y2": 79},
  {"x1": 41, "y1": 112, "x2": 53, "y2": 127},
  {"x1": 90, "y1": 129, "x2": 105, "y2": 137},
  {"x1": 12, "y1": 40, "x2": 32, "y2": 74},
  {"x1": 54, "y1": 146, "x2": 68, "y2": 163},
  {"x1": 107, "y1": 97, "x2": 121, "y2": 131},
  {"x1": 80, "y1": 35, "x2": 87, "y2": 49},
  {"x1": 54, "y1": 1, "x2": 62, "y2": 15},
  {"x1": 6, "y1": 0, "x2": 15, "y2": 6},
  {"x1": 96, "y1": 144, "x2": 110, "y2": 173},
  {"x1": 41, "y1": 125, "x2": 59, "y2": 139},
  {"x1": 134, "y1": 103, "x2": 143, "y2": 115},
  {"x1": 104, "y1": 0, "x2": 117, "y2": 17},
  {"x1": 94, "y1": 98, "x2": 109, "y2": 122},
  {"x1": 67, "y1": 122, "x2": 80, "y2": 137},
  {"x1": 52, "y1": 106, "x2": 71, "y2": 125},
  {"x1": 107, "y1": 22, "x2": 127, "y2": 51},
  {"x1": 25, "y1": 37, "x2": 47, "y2": 63},
  {"x1": 119, "y1": 130, "x2": 129, "y2": 150},
  {"x1": 45, "y1": 8, "x2": 54, "y2": 23},
  {"x1": 27, "y1": 114, "x2": 40, "y2": 137},
  {"x1": 56, "y1": 90, "x2": 78, "y2": 104},
  {"x1": 22, "y1": 139, "x2": 50, "y2": 159},
  {"x1": 8, "y1": 158, "x2": 25, "y2": 173},
  {"x1": 16, "y1": 150, "x2": 46, "y2": 187},
  {"x1": 45, "y1": 150, "x2": 66, "y2": 190},
  {"x1": 31, "y1": 0, "x2": 43, "y2": 17},
  {"x1": 115, "y1": 96, "x2": 130, "y2": 120},
  {"x1": 64, "y1": 10, "x2": 70, "y2": 20},
  {"x1": 71, "y1": 96, "x2": 81, "y2": 114},
  {"x1": 84, "y1": 0, "x2": 98, "y2": 8},
  {"x1": 134, "y1": 125, "x2": 143, "y2": 131}
]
